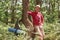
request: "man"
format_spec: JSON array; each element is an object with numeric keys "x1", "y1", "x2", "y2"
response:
[{"x1": 27, "y1": 5, "x2": 44, "y2": 40}]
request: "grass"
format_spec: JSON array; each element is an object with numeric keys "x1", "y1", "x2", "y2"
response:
[{"x1": 0, "y1": 21, "x2": 60, "y2": 40}]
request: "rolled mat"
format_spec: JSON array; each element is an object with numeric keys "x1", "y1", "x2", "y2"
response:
[{"x1": 8, "y1": 28, "x2": 25, "y2": 34}]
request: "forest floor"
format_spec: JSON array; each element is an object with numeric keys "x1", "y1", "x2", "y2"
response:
[{"x1": 0, "y1": 21, "x2": 60, "y2": 40}]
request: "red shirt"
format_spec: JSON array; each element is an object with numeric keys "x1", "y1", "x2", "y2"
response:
[{"x1": 27, "y1": 11, "x2": 44, "y2": 25}]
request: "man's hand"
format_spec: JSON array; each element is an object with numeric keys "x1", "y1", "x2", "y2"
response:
[
  {"x1": 41, "y1": 23, "x2": 43, "y2": 26},
  {"x1": 27, "y1": 11, "x2": 31, "y2": 13}
]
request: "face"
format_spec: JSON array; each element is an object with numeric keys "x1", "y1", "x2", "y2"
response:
[{"x1": 35, "y1": 6, "x2": 40, "y2": 12}]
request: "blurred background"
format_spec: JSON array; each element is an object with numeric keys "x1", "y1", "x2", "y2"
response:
[{"x1": 0, "y1": 0, "x2": 60, "y2": 40}]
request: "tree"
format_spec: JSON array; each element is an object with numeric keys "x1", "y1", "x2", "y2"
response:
[
  {"x1": 21, "y1": 0, "x2": 34, "y2": 40},
  {"x1": 22, "y1": 0, "x2": 33, "y2": 29},
  {"x1": 5, "y1": 7, "x2": 8, "y2": 24},
  {"x1": 35, "y1": 0, "x2": 42, "y2": 5},
  {"x1": 58, "y1": 0, "x2": 60, "y2": 18},
  {"x1": 11, "y1": 0, "x2": 17, "y2": 23}
]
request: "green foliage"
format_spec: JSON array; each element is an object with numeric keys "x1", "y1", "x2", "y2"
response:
[
  {"x1": 0, "y1": 0, "x2": 60, "y2": 40},
  {"x1": 44, "y1": 22, "x2": 60, "y2": 40}
]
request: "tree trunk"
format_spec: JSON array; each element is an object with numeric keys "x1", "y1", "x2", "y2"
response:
[
  {"x1": 11, "y1": 0, "x2": 17, "y2": 23},
  {"x1": 48, "y1": 0, "x2": 50, "y2": 14},
  {"x1": 22, "y1": 0, "x2": 33, "y2": 29},
  {"x1": 22, "y1": 0, "x2": 33, "y2": 39},
  {"x1": 58, "y1": 0, "x2": 60, "y2": 18},
  {"x1": 5, "y1": 7, "x2": 8, "y2": 24},
  {"x1": 35, "y1": 0, "x2": 42, "y2": 5}
]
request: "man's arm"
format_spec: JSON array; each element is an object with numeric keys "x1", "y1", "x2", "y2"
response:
[
  {"x1": 39, "y1": 12, "x2": 44, "y2": 26},
  {"x1": 41, "y1": 14, "x2": 44, "y2": 26},
  {"x1": 27, "y1": 10, "x2": 33, "y2": 23},
  {"x1": 27, "y1": 11, "x2": 32, "y2": 15},
  {"x1": 30, "y1": 16, "x2": 33, "y2": 23}
]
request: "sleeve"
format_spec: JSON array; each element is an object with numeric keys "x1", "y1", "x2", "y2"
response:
[{"x1": 27, "y1": 11, "x2": 32, "y2": 15}]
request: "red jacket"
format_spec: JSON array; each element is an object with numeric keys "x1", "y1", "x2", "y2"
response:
[{"x1": 27, "y1": 11, "x2": 44, "y2": 26}]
